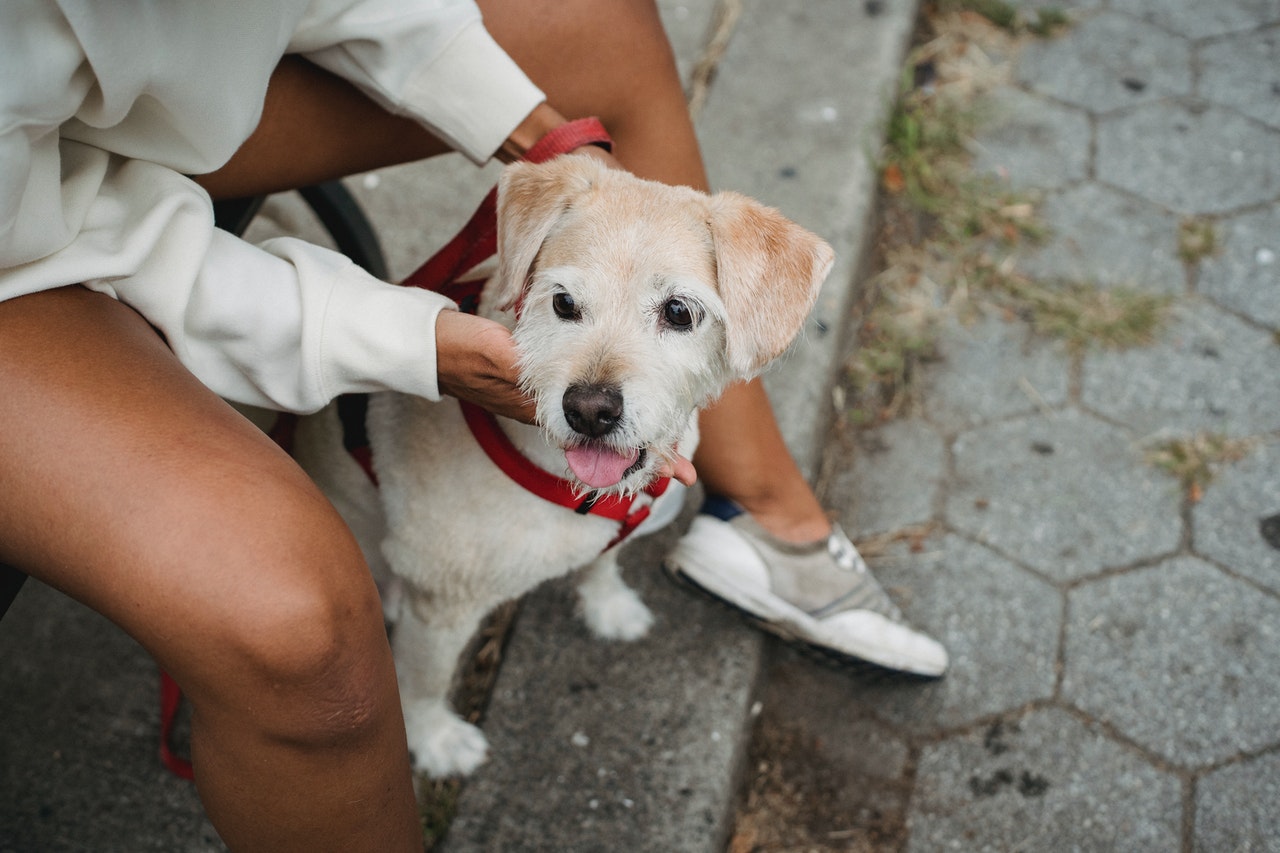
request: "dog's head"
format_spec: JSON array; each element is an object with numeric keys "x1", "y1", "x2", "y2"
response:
[{"x1": 487, "y1": 154, "x2": 833, "y2": 495}]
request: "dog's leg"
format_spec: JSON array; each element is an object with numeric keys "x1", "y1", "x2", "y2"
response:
[
  {"x1": 575, "y1": 550, "x2": 654, "y2": 641},
  {"x1": 392, "y1": 585, "x2": 490, "y2": 778}
]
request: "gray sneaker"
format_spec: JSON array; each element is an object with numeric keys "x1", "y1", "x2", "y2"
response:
[{"x1": 664, "y1": 501, "x2": 948, "y2": 677}]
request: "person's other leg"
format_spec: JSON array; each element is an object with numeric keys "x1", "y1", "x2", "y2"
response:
[{"x1": 0, "y1": 287, "x2": 421, "y2": 852}]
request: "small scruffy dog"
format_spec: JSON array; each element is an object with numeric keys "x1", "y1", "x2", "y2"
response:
[{"x1": 295, "y1": 154, "x2": 832, "y2": 777}]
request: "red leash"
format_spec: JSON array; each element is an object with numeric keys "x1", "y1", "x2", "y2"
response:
[
  {"x1": 158, "y1": 668, "x2": 194, "y2": 780},
  {"x1": 158, "y1": 118, "x2": 617, "y2": 781}
]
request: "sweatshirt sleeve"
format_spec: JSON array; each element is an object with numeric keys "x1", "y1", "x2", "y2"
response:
[
  {"x1": 290, "y1": 0, "x2": 546, "y2": 164},
  {"x1": 4, "y1": 140, "x2": 458, "y2": 414},
  {"x1": 180, "y1": 230, "x2": 459, "y2": 412}
]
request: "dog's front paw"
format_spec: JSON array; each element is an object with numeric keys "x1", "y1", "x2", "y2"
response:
[
  {"x1": 404, "y1": 702, "x2": 489, "y2": 778},
  {"x1": 578, "y1": 582, "x2": 654, "y2": 642}
]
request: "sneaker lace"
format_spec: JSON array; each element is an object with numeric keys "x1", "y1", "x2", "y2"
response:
[{"x1": 822, "y1": 527, "x2": 904, "y2": 621}]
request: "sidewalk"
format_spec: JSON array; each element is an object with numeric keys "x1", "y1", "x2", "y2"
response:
[
  {"x1": 4, "y1": 0, "x2": 1280, "y2": 851},
  {"x1": 740, "y1": 0, "x2": 1280, "y2": 849}
]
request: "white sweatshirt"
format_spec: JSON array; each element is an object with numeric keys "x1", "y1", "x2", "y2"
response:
[{"x1": 0, "y1": 0, "x2": 544, "y2": 412}]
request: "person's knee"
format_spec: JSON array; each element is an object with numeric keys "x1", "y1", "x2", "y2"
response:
[
  {"x1": 181, "y1": 515, "x2": 399, "y2": 748},
  {"x1": 247, "y1": 585, "x2": 391, "y2": 743}
]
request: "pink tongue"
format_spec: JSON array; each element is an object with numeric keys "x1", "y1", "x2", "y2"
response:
[{"x1": 565, "y1": 445, "x2": 640, "y2": 488}]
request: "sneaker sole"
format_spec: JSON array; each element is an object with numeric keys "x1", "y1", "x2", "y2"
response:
[{"x1": 663, "y1": 560, "x2": 943, "y2": 682}]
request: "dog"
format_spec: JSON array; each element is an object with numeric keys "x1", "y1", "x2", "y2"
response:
[{"x1": 293, "y1": 153, "x2": 833, "y2": 778}]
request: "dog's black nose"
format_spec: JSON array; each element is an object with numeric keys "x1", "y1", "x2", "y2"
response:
[{"x1": 563, "y1": 383, "x2": 624, "y2": 438}]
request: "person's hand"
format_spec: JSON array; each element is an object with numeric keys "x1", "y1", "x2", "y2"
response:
[
  {"x1": 434, "y1": 309, "x2": 697, "y2": 487},
  {"x1": 434, "y1": 309, "x2": 535, "y2": 423}
]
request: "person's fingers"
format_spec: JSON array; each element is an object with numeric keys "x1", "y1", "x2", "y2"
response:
[
  {"x1": 433, "y1": 310, "x2": 536, "y2": 422},
  {"x1": 658, "y1": 453, "x2": 698, "y2": 487}
]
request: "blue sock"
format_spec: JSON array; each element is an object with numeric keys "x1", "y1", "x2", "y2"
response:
[{"x1": 700, "y1": 494, "x2": 744, "y2": 521}]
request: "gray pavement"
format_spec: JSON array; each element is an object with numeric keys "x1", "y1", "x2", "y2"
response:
[
  {"x1": 774, "y1": 0, "x2": 1280, "y2": 850},
  {"x1": 3, "y1": 0, "x2": 1280, "y2": 851}
]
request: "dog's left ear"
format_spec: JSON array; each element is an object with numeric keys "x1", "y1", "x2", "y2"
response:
[
  {"x1": 492, "y1": 154, "x2": 603, "y2": 311},
  {"x1": 707, "y1": 191, "x2": 835, "y2": 377}
]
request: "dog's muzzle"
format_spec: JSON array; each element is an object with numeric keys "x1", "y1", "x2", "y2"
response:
[{"x1": 562, "y1": 382, "x2": 650, "y2": 489}]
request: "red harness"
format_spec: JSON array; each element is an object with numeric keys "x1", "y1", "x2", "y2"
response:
[{"x1": 160, "y1": 118, "x2": 669, "y2": 779}]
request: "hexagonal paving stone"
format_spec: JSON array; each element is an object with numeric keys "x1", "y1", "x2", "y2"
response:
[
  {"x1": 1199, "y1": 205, "x2": 1280, "y2": 329},
  {"x1": 908, "y1": 708, "x2": 1182, "y2": 851},
  {"x1": 946, "y1": 409, "x2": 1182, "y2": 582},
  {"x1": 845, "y1": 535, "x2": 1059, "y2": 733},
  {"x1": 1082, "y1": 299, "x2": 1280, "y2": 436},
  {"x1": 1014, "y1": 183, "x2": 1185, "y2": 294},
  {"x1": 1195, "y1": 752, "x2": 1280, "y2": 851},
  {"x1": 920, "y1": 312, "x2": 1070, "y2": 435},
  {"x1": 1097, "y1": 102, "x2": 1280, "y2": 215},
  {"x1": 971, "y1": 86, "x2": 1090, "y2": 190},
  {"x1": 1192, "y1": 440, "x2": 1280, "y2": 595},
  {"x1": 1201, "y1": 25, "x2": 1280, "y2": 131},
  {"x1": 1016, "y1": 11, "x2": 1192, "y2": 114},
  {"x1": 1111, "y1": 0, "x2": 1280, "y2": 40},
  {"x1": 1063, "y1": 556, "x2": 1280, "y2": 766},
  {"x1": 825, "y1": 417, "x2": 944, "y2": 538}
]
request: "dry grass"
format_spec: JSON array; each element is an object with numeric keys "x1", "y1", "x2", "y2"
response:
[
  {"x1": 843, "y1": 2, "x2": 1173, "y2": 424},
  {"x1": 1004, "y1": 277, "x2": 1170, "y2": 352}
]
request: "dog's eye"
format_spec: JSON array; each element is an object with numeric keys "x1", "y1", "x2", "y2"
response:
[
  {"x1": 663, "y1": 297, "x2": 695, "y2": 330},
  {"x1": 552, "y1": 291, "x2": 580, "y2": 321}
]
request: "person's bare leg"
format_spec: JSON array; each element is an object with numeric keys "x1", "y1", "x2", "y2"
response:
[{"x1": 0, "y1": 288, "x2": 421, "y2": 852}]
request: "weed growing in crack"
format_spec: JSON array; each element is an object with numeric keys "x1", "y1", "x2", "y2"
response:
[
  {"x1": 1000, "y1": 278, "x2": 1170, "y2": 352},
  {"x1": 1143, "y1": 433, "x2": 1256, "y2": 502},
  {"x1": 1178, "y1": 217, "x2": 1218, "y2": 265}
]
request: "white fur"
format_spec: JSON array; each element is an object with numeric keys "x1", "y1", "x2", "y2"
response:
[{"x1": 296, "y1": 155, "x2": 832, "y2": 778}]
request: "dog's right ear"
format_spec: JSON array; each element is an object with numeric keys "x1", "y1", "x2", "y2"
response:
[
  {"x1": 706, "y1": 192, "x2": 834, "y2": 378},
  {"x1": 492, "y1": 154, "x2": 604, "y2": 312}
]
